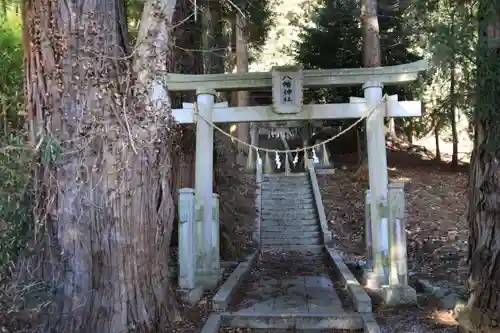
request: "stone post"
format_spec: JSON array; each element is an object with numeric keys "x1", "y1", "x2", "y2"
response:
[
  {"x1": 178, "y1": 188, "x2": 196, "y2": 290},
  {"x1": 364, "y1": 81, "x2": 389, "y2": 288},
  {"x1": 212, "y1": 193, "x2": 220, "y2": 271},
  {"x1": 381, "y1": 182, "x2": 416, "y2": 305},
  {"x1": 254, "y1": 158, "x2": 262, "y2": 244},
  {"x1": 195, "y1": 88, "x2": 215, "y2": 277},
  {"x1": 388, "y1": 182, "x2": 407, "y2": 285},
  {"x1": 364, "y1": 189, "x2": 372, "y2": 268},
  {"x1": 247, "y1": 123, "x2": 259, "y2": 170}
]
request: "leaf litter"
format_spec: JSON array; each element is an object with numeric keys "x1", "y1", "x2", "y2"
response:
[{"x1": 317, "y1": 148, "x2": 468, "y2": 332}]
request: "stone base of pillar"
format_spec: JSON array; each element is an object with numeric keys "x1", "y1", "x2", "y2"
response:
[
  {"x1": 381, "y1": 285, "x2": 417, "y2": 306},
  {"x1": 196, "y1": 268, "x2": 225, "y2": 291},
  {"x1": 178, "y1": 286, "x2": 204, "y2": 306},
  {"x1": 362, "y1": 268, "x2": 387, "y2": 290}
]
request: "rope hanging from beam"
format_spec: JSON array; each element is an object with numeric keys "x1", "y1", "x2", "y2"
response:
[{"x1": 193, "y1": 94, "x2": 388, "y2": 154}]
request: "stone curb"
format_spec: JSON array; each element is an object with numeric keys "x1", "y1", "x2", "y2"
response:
[
  {"x1": 220, "y1": 311, "x2": 364, "y2": 330},
  {"x1": 326, "y1": 248, "x2": 372, "y2": 313},
  {"x1": 412, "y1": 276, "x2": 468, "y2": 312},
  {"x1": 200, "y1": 314, "x2": 221, "y2": 333},
  {"x1": 307, "y1": 160, "x2": 332, "y2": 243},
  {"x1": 362, "y1": 313, "x2": 382, "y2": 333},
  {"x1": 254, "y1": 161, "x2": 262, "y2": 245},
  {"x1": 212, "y1": 250, "x2": 259, "y2": 311}
]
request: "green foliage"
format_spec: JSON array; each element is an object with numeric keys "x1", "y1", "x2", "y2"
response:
[
  {"x1": 293, "y1": 0, "x2": 419, "y2": 130},
  {"x1": 291, "y1": 0, "x2": 477, "y2": 144},
  {"x1": 0, "y1": 135, "x2": 32, "y2": 271},
  {"x1": 40, "y1": 135, "x2": 62, "y2": 165},
  {"x1": 0, "y1": 12, "x2": 23, "y2": 130},
  {"x1": 475, "y1": 0, "x2": 500, "y2": 152},
  {"x1": 0, "y1": 11, "x2": 32, "y2": 271},
  {"x1": 242, "y1": 0, "x2": 275, "y2": 53},
  {"x1": 408, "y1": 0, "x2": 476, "y2": 137},
  {"x1": 125, "y1": 0, "x2": 274, "y2": 60}
]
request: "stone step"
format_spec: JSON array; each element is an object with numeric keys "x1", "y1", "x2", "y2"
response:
[
  {"x1": 261, "y1": 212, "x2": 317, "y2": 219},
  {"x1": 261, "y1": 195, "x2": 314, "y2": 201},
  {"x1": 221, "y1": 312, "x2": 364, "y2": 330},
  {"x1": 261, "y1": 217, "x2": 317, "y2": 224},
  {"x1": 262, "y1": 177, "x2": 309, "y2": 182},
  {"x1": 261, "y1": 237, "x2": 322, "y2": 246},
  {"x1": 261, "y1": 183, "x2": 311, "y2": 189},
  {"x1": 261, "y1": 189, "x2": 312, "y2": 195},
  {"x1": 261, "y1": 185, "x2": 311, "y2": 190},
  {"x1": 262, "y1": 178, "x2": 310, "y2": 183},
  {"x1": 261, "y1": 218, "x2": 319, "y2": 226},
  {"x1": 261, "y1": 190, "x2": 313, "y2": 199},
  {"x1": 262, "y1": 173, "x2": 308, "y2": 178},
  {"x1": 261, "y1": 212, "x2": 317, "y2": 217},
  {"x1": 261, "y1": 225, "x2": 321, "y2": 232},
  {"x1": 260, "y1": 244, "x2": 325, "y2": 256},
  {"x1": 261, "y1": 231, "x2": 321, "y2": 239},
  {"x1": 261, "y1": 204, "x2": 316, "y2": 210},
  {"x1": 262, "y1": 207, "x2": 316, "y2": 213},
  {"x1": 262, "y1": 176, "x2": 309, "y2": 181},
  {"x1": 261, "y1": 198, "x2": 315, "y2": 205},
  {"x1": 264, "y1": 191, "x2": 311, "y2": 196}
]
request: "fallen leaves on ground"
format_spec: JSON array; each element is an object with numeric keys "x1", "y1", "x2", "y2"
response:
[
  {"x1": 374, "y1": 295, "x2": 458, "y2": 333},
  {"x1": 319, "y1": 152, "x2": 469, "y2": 293}
]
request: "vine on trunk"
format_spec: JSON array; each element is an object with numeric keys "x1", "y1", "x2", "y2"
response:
[
  {"x1": 23, "y1": 0, "x2": 182, "y2": 332},
  {"x1": 464, "y1": 1, "x2": 500, "y2": 332}
]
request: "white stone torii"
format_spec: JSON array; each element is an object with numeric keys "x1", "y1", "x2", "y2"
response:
[{"x1": 170, "y1": 60, "x2": 427, "y2": 296}]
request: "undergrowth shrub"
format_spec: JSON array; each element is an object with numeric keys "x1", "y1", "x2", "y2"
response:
[
  {"x1": 0, "y1": 11, "x2": 30, "y2": 273},
  {"x1": 0, "y1": 13, "x2": 23, "y2": 130},
  {"x1": 0, "y1": 11, "x2": 45, "y2": 333},
  {"x1": 214, "y1": 132, "x2": 257, "y2": 259},
  {"x1": 0, "y1": 134, "x2": 33, "y2": 270}
]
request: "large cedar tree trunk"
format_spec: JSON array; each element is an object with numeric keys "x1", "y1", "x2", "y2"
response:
[
  {"x1": 24, "y1": 0, "x2": 179, "y2": 331},
  {"x1": 356, "y1": 0, "x2": 381, "y2": 175},
  {"x1": 463, "y1": 5, "x2": 500, "y2": 332}
]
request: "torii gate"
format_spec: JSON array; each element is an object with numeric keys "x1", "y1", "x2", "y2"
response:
[{"x1": 170, "y1": 60, "x2": 427, "y2": 294}]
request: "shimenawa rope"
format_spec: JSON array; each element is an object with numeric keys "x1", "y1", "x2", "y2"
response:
[{"x1": 193, "y1": 94, "x2": 389, "y2": 154}]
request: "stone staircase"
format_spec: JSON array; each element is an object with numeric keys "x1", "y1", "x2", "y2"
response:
[{"x1": 260, "y1": 173, "x2": 324, "y2": 257}]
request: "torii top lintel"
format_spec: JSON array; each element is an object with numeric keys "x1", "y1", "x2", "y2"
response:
[{"x1": 164, "y1": 60, "x2": 428, "y2": 92}]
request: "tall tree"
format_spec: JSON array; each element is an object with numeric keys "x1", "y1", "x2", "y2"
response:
[
  {"x1": 235, "y1": 11, "x2": 250, "y2": 165},
  {"x1": 463, "y1": 1, "x2": 500, "y2": 331},
  {"x1": 23, "y1": 0, "x2": 180, "y2": 332},
  {"x1": 357, "y1": 0, "x2": 381, "y2": 172},
  {"x1": 362, "y1": 0, "x2": 381, "y2": 68}
]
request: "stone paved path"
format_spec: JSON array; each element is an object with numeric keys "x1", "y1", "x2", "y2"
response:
[{"x1": 236, "y1": 275, "x2": 345, "y2": 315}]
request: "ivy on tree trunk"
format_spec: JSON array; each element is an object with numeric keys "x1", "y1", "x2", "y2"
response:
[
  {"x1": 24, "y1": 0, "x2": 180, "y2": 331},
  {"x1": 464, "y1": 1, "x2": 500, "y2": 331}
]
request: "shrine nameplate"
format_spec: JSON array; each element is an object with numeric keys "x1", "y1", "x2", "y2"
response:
[{"x1": 271, "y1": 65, "x2": 303, "y2": 114}]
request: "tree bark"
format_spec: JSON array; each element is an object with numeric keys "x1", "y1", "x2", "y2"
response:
[
  {"x1": 25, "y1": 0, "x2": 179, "y2": 331},
  {"x1": 466, "y1": 121, "x2": 500, "y2": 333},
  {"x1": 449, "y1": 7, "x2": 459, "y2": 168},
  {"x1": 357, "y1": 0, "x2": 381, "y2": 173},
  {"x1": 361, "y1": 0, "x2": 380, "y2": 68},
  {"x1": 462, "y1": 4, "x2": 500, "y2": 332},
  {"x1": 434, "y1": 122, "x2": 441, "y2": 162},
  {"x1": 235, "y1": 11, "x2": 250, "y2": 165},
  {"x1": 450, "y1": 66, "x2": 459, "y2": 168}
]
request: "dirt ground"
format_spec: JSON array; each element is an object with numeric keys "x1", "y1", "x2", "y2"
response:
[
  {"x1": 319, "y1": 145, "x2": 469, "y2": 293},
  {"x1": 374, "y1": 296, "x2": 458, "y2": 333}
]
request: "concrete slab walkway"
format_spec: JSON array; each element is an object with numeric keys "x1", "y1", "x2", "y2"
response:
[
  {"x1": 223, "y1": 270, "x2": 366, "y2": 330},
  {"x1": 236, "y1": 275, "x2": 344, "y2": 315}
]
